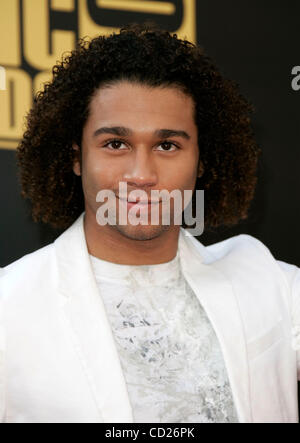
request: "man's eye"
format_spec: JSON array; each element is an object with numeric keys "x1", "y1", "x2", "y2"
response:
[
  {"x1": 156, "y1": 142, "x2": 178, "y2": 151},
  {"x1": 102, "y1": 139, "x2": 179, "y2": 151},
  {"x1": 103, "y1": 139, "x2": 127, "y2": 150}
]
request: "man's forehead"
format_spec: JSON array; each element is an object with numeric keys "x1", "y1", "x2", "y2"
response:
[
  {"x1": 90, "y1": 82, "x2": 194, "y2": 108},
  {"x1": 88, "y1": 87, "x2": 195, "y2": 126},
  {"x1": 85, "y1": 82, "x2": 197, "y2": 135}
]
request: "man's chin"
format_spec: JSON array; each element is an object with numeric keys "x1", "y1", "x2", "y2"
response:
[{"x1": 113, "y1": 223, "x2": 170, "y2": 241}]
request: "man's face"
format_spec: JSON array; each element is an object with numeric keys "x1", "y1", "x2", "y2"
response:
[{"x1": 73, "y1": 81, "x2": 201, "y2": 241}]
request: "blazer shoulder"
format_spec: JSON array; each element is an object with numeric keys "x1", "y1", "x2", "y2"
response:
[
  {"x1": 203, "y1": 233, "x2": 295, "y2": 288},
  {"x1": 204, "y1": 233, "x2": 275, "y2": 263},
  {"x1": 0, "y1": 242, "x2": 56, "y2": 293},
  {"x1": 205, "y1": 233, "x2": 299, "y2": 298}
]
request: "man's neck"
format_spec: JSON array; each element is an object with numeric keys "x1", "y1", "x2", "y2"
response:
[{"x1": 83, "y1": 210, "x2": 180, "y2": 265}]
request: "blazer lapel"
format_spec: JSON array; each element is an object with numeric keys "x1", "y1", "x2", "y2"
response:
[
  {"x1": 54, "y1": 212, "x2": 134, "y2": 423},
  {"x1": 178, "y1": 229, "x2": 252, "y2": 423}
]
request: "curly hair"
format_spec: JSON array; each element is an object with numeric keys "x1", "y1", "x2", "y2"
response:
[{"x1": 16, "y1": 22, "x2": 261, "y2": 231}]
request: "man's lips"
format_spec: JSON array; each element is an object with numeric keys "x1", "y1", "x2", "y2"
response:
[
  {"x1": 117, "y1": 196, "x2": 160, "y2": 204},
  {"x1": 116, "y1": 196, "x2": 161, "y2": 213}
]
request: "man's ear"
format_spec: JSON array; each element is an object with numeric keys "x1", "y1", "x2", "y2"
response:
[
  {"x1": 197, "y1": 160, "x2": 204, "y2": 178},
  {"x1": 72, "y1": 143, "x2": 81, "y2": 176}
]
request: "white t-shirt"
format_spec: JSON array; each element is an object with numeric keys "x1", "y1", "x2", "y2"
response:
[{"x1": 89, "y1": 249, "x2": 239, "y2": 423}]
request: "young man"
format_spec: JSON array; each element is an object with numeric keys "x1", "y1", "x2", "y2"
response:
[{"x1": 0, "y1": 23, "x2": 299, "y2": 423}]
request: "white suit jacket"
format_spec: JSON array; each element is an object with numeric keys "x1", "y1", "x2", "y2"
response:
[{"x1": 0, "y1": 212, "x2": 299, "y2": 423}]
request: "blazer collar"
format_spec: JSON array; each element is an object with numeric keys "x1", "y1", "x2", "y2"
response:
[{"x1": 54, "y1": 212, "x2": 251, "y2": 423}]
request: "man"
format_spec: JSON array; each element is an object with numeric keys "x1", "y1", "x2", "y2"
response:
[{"x1": 0, "y1": 23, "x2": 299, "y2": 423}]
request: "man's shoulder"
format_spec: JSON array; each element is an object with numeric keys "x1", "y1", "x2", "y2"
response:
[
  {"x1": 205, "y1": 232, "x2": 299, "y2": 272},
  {"x1": 0, "y1": 213, "x2": 84, "y2": 282},
  {"x1": 203, "y1": 233, "x2": 300, "y2": 297},
  {"x1": 0, "y1": 242, "x2": 63, "y2": 329},
  {"x1": 201, "y1": 233, "x2": 295, "y2": 285},
  {"x1": 200, "y1": 233, "x2": 275, "y2": 264},
  {"x1": 0, "y1": 242, "x2": 56, "y2": 290}
]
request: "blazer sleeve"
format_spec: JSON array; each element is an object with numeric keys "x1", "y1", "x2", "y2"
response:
[
  {"x1": 0, "y1": 268, "x2": 6, "y2": 422},
  {"x1": 276, "y1": 260, "x2": 300, "y2": 380}
]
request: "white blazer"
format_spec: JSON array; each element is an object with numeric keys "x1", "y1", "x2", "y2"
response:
[{"x1": 0, "y1": 212, "x2": 299, "y2": 423}]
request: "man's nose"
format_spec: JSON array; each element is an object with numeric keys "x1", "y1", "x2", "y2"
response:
[{"x1": 123, "y1": 147, "x2": 158, "y2": 188}]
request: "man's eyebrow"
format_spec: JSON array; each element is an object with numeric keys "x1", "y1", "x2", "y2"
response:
[{"x1": 93, "y1": 126, "x2": 191, "y2": 140}]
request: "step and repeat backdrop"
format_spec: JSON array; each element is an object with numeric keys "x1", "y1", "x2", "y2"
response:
[{"x1": 0, "y1": 0, "x2": 299, "y2": 268}]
